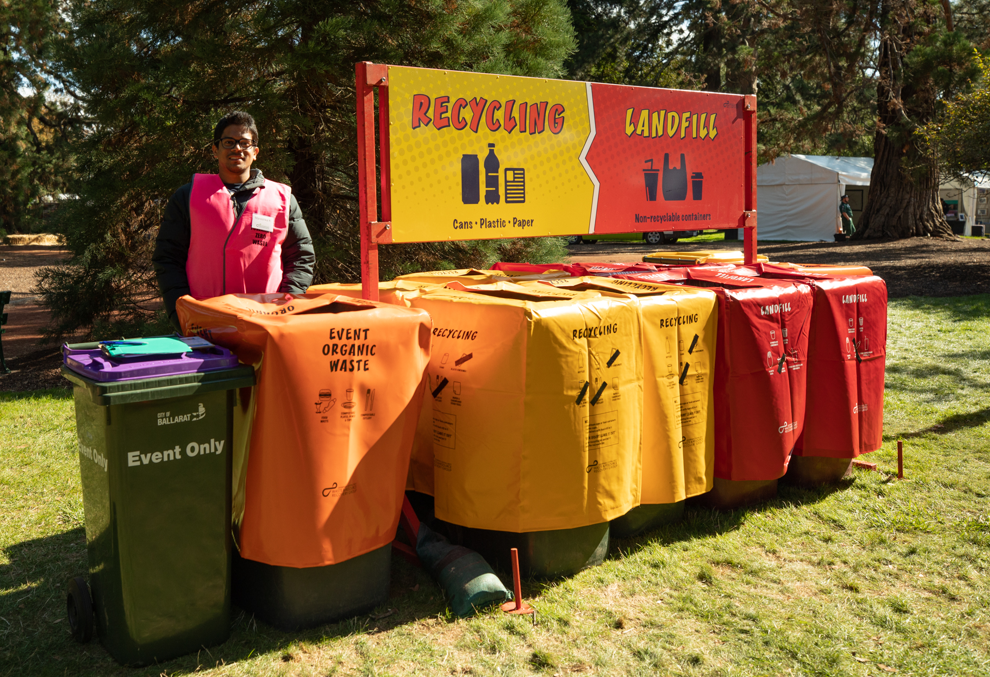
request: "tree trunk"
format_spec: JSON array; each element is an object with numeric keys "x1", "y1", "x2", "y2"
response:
[{"x1": 857, "y1": 0, "x2": 954, "y2": 239}]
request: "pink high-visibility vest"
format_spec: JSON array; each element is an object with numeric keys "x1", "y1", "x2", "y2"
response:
[{"x1": 186, "y1": 173, "x2": 291, "y2": 299}]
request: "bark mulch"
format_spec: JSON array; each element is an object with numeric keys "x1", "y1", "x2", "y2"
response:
[{"x1": 2, "y1": 236, "x2": 988, "y2": 392}]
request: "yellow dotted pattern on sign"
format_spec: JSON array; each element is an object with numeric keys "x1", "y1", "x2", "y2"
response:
[{"x1": 388, "y1": 66, "x2": 595, "y2": 243}]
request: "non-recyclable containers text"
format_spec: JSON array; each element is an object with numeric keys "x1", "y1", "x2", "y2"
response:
[
  {"x1": 621, "y1": 267, "x2": 814, "y2": 508},
  {"x1": 530, "y1": 277, "x2": 718, "y2": 537},
  {"x1": 176, "y1": 293, "x2": 431, "y2": 630},
  {"x1": 744, "y1": 263, "x2": 887, "y2": 484},
  {"x1": 407, "y1": 282, "x2": 645, "y2": 577},
  {"x1": 62, "y1": 337, "x2": 255, "y2": 666}
]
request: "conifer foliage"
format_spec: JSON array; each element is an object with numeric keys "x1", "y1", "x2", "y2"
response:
[{"x1": 37, "y1": 0, "x2": 575, "y2": 339}]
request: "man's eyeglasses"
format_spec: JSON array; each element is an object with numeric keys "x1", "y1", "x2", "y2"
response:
[{"x1": 218, "y1": 138, "x2": 257, "y2": 150}]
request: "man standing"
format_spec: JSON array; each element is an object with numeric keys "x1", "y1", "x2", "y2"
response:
[
  {"x1": 153, "y1": 111, "x2": 315, "y2": 331},
  {"x1": 839, "y1": 194, "x2": 856, "y2": 236}
]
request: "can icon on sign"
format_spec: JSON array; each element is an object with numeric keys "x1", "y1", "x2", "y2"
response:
[{"x1": 461, "y1": 154, "x2": 479, "y2": 204}]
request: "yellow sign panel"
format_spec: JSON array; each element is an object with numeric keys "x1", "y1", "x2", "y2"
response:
[{"x1": 388, "y1": 66, "x2": 595, "y2": 242}]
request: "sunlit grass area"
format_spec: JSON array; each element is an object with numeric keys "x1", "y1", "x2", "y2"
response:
[{"x1": 1, "y1": 296, "x2": 988, "y2": 676}]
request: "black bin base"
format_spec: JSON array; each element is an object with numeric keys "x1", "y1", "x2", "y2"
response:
[
  {"x1": 441, "y1": 522, "x2": 609, "y2": 579},
  {"x1": 610, "y1": 501, "x2": 686, "y2": 539},
  {"x1": 232, "y1": 544, "x2": 390, "y2": 631}
]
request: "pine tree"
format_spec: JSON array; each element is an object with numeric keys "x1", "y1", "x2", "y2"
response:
[
  {"x1": 0, "y1": 0, "x2": 79, "y2": 235},
  {"x1": 37, "y1": 0, "x2": 576, "y2": 339}
]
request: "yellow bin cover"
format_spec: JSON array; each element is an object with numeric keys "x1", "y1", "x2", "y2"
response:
[
  {"x1": 408, "y1": 282, "x2": 644, "y2": 532},
  {"x1": 176, "y1": 293, "x2": 431, "y2": 567},
  {"x1": 530, "y1": 277, "x2": 718, "y2": 503}
]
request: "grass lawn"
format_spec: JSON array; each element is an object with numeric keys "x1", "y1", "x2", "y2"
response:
[{"x1": 2, "y1": 295, "x2": 988, "y2": 676}]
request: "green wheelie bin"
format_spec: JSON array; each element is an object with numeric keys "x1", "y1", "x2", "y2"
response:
[{"x1": 61, "y1": 336, "x2": 254, "y2": 666}]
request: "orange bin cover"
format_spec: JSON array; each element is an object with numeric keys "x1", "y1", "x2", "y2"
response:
[
  {"x1": 744, "y1": 264, "x2": 887, "y2": 458},
  {"x1": 176, "y1": 293, "x2": 431, "y2": 567}
]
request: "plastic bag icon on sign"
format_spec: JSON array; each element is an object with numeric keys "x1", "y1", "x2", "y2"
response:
[{"x1": 662, "y1": 153, "x2": 688, "y2": 201}]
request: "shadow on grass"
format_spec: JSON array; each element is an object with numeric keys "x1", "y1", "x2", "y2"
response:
[
  {"x1": 883, "y1": 406, "x2": 990, "y2": 441},
  {"x1": 890, "y1": 294, "x2": 990, "y2": 321},
  {"x1": 0, "y1": 526, "x2": 444, "y2": 676},
  {"x1": 605, "y1": 477, "x2": 853, "y2": 563},
  {"x1": 885, "y1": 360, "x2": 990, "y2": 394}
]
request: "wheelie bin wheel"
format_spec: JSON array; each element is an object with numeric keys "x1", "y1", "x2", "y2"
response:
[{"x1": 67, "y1": 577, "x2": 94, "y2": 643}]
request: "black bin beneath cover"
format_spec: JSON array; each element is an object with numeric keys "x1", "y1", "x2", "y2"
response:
[
  {"x1": 233, "y1": 544, "x2": 390, "y2": 630},
  {"x1": 441, "y1": 522, "x2": 609, "y2": 579}
]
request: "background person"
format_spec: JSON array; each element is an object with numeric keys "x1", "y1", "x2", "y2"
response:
[
  {"x1": 153, "y1": 111, "x2": 315, "y2": 331},
  {"x1": 839, "y1": 194, "x2": 856, "y2": 236}
]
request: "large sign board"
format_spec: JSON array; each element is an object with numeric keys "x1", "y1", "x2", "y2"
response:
[{"x1": 385, "y1": 66, "x2": 751, "y2": 243}]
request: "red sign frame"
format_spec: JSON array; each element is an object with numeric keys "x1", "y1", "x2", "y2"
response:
[{"x1": 356, "y1": 62, "x2": 758, "y2": 300}]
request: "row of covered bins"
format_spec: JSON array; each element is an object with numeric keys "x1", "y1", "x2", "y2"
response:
[{"x1": 61, "y1": 251, "x2": 886, "y2": 666}]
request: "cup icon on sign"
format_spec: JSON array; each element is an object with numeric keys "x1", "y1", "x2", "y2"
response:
[
  {"x1": 643, "y1": 159, "x2": 660, "y2": 202},
  {"x1": 691, "y1": 172, "x2": 704, "y2": 200},
  {"x1": 662, "y1": 153, "x2": 688, "y2": 201}
]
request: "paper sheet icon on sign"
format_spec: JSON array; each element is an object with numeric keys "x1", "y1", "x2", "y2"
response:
[{"x1": 504, "y1": 168, "x2": 526, "y2": 204}]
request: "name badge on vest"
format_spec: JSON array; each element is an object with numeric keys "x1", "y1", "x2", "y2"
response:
[{"x1": 252, "y1": 213, "x2": 275, "y2": 233}]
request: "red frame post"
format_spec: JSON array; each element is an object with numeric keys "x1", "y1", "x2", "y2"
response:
[
  {"x1": 356, "y1": 61, "x2": 385, "y2": 301},
  {"x1": 743, "y1": 95, "x2": 758, "y2": 264}
]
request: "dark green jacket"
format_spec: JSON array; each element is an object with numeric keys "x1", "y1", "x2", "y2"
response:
[
  {"x1": 839, "y1": 201, "x2": 856, "y2": 234},
  {"x1": 153, "y1": 169, "x2": 315, "y2": 331}
]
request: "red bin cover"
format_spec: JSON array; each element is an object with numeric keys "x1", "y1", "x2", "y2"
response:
[{"x1": 745, "y1": 265, "x2": 887, "y2": 458}]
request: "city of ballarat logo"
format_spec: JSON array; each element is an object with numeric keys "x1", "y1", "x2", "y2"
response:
[{"x1": 158, "y1": 403, "x2": 206, "y2": 426}]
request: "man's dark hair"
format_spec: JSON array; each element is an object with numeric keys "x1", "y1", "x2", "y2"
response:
[{"x1": 213, "y1": 111, "x2": 258, "y2": 146}]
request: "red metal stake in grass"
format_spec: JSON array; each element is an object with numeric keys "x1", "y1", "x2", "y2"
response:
[
  {"x1": 501, "y1": 548, "x2": 535, "y2": 616},
  {"x1": 898, "y1": 440, "x2": 904, "y2": 479}
]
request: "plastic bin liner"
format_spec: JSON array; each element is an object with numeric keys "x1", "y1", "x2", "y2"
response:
[
  {"x1": 397, "y1": 268, "x2": 572, "y2": 284},
  {"x1": 527, "y1": 277, "x2": 718, "y2": 503},
  {"x1": 176, "y1": 293, "x2": 431, "y2": 567},
  {"x1": 406, "y1": 281, "x2": 644, "y2": 532},
  {"x1": 743, "y1": 265, "x2": 887, "y2": 458},
  {"x1": 642, "y1": 250, "x2": 770, "y2": 266},
  {"x1": 756, "y1": 262, "x2": 874, "y2": 278},
  {"x1": 491, "y1": 261, "x2": 659, "y2": 277},
  {"x1": 623, "y1": 268, "x2": 814, "y2": 481},
  {"x1": 307, "y1": 280, "x2": 435, "y2": 306},
  {"x1": 489, "y1": 261, "x2": 585, "y2": 277}
]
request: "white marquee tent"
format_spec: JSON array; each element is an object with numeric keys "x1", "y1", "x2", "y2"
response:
[
  {"x1": 757, "y1": 155, "x2": 987, "y2": 239},
  {"x1": 756, "y1": 155, "x2": 873, "y2": 241}
]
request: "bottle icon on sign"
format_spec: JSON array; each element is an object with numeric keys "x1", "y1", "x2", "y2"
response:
[
  {"x1": 461, "y1": 154, "x2": 479, "y2": 204},
  {"x1": 484, "y1": 143, "x2": 500, "y2": 204}
]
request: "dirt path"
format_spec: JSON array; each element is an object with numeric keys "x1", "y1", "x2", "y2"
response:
[
  {"x1": 2, "y1": 236, "x2": 988, "y2": 392},
  {"x1": 0, "y1": 245, "x2": 72, "y2": 390}
]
